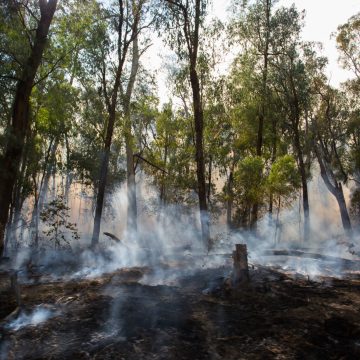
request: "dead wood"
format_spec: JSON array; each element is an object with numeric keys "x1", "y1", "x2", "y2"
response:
[
  {"x1": 133, "y1": 153, "x2": 168, "y2": 174},
  {"x1": 261, "y1": 249, "x2": 360, "y2": 269},
  {"x1": 232, "y1": 244, "x2": 249, "y2": 285},
  {"x1": 103, "y1": 232, "x2": 121, "y2": 243}
]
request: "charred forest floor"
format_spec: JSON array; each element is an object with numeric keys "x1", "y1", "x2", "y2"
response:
[{"x1": 1, "y1": 263, "x2": 360, "y2": 360}]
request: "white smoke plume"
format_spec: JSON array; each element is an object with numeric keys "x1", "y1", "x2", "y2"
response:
[{"x1": 5, "y1": 305, "x2": 57, "y2": 331}]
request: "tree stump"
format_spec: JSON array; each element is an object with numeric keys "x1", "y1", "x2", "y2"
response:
[
  {"x1": 10, "y1": 270, "x2": 21, "y2": 306},
  {"x1": 0, "y1": 268, "x2": 21, "y2": 319},
  {"x1": 232, "y1": 244, "x2": 249, "y2": 286}
]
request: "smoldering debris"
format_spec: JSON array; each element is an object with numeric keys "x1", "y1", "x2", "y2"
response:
[
  {"x1": 4, "y1": 304, "x2": 58, "y2": 331},
  {"x1": 0, "y1": 264, "x2": 360, "y2": 359},
  {"x1": 2, "y1": 184, "x2": 360, "y2": 358}
]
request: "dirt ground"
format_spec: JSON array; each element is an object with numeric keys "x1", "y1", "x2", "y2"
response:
[{"x1": 1, "y1": 263, "x2": 360, "y2": 360}]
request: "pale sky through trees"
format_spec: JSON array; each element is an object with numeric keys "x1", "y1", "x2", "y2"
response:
[
  {"x1": 213, "y1": 0, "x2": 360, "y2": 84},
  {"x1": 278, "y1": 0, "x2": 360, "y2": 85},
  {"x1": 147, "y1": 0, "x2": 360, "y2": 104}
]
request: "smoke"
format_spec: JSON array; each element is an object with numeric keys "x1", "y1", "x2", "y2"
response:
[
  {"x1": 5, "y1": 305, "x2": 57, "y2": 331},
  {"x1": 6, "y1": 171, "x2": 360, "y2": 286}
]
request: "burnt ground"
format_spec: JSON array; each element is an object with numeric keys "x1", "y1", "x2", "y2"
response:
[{"x1": 1, "y1": 264, "x2": 360, "y2": 360}]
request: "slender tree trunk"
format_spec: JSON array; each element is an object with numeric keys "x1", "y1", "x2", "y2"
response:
[
  {"x1": 91, "y1": 0, "x2": 142, "y2": 246},
  {"x1": 288, "y1": 60, "x2": 310, "y2": 242},
  {"x1": 274, "y1": 196, "x2": 281, "y2": 245},
  {"x1": 269, "y1": 116, "x2": 277, "y2": 220},
  {"x1": 315, "y1": 147, "x2": 352, "y2": 234},
  {"x1": 0, "y1": 0, "x2": 58, "y2": 256},
  {"x1": 92, "y1": 127, "x2": 113, "y2": 246},
  {"x1": 5, "y1": 140, "x2": 30, "y2": 253},
  {"x1": 294, "y1": 126, "x2": 310, "y2": 241},
  {"x1": 39, "y1": 139, "x2": 58, "y2": 213},
  {"x1": 125, "y1": 136, "x2": 137, "y2": 232},
  {"x1": 336, "y1": 185, "x2": 352, "y2": 233},
  {"x1": 227, "y1": 171, "x2": 234, "y2": 229},
  {"x1": 64, "y1": 133, "x2": 73, "y2": 203},
  {"x1": 190, "y1": 66, "x2": 210, "y2": 246},
  {"x1": 160, "y1": 142, "x2": 168, "y2": 205},
  {"x1": 251, "y1": 0, "x2": 271, "y2": 231},
  {"x1": 4, "y1": 204, "x2": 14, "y2": 256},
  {"x1": 207, "y1": 155, "x2": 212, "y2": 206},
  {"x1": 124, "y1": 32, "x2": 139, "y2": 233}
]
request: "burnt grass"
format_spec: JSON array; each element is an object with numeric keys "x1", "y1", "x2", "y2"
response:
[{"x1": 1, "y1": 265, "x2": 360, "y2": 359}]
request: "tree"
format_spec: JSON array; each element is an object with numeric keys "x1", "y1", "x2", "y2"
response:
[
  {"x1": 267, "y1": 154, "x2": 301, "y2": 242},
  {"x1": 336, "y1": 12, "x2": 360, "y2": 80},
  {"x1": 87, "y1": 0, "x2": 146, "y2": 246},
  {"x1": 312, "y1": 85, "x2": 352, "y2": 234},
  {"x1": 0, "y1": 0, "x2": 58, "y2": 256},
  {"x1": 269, "y1": 7, "x2": 312, "y2": 241},
  {"x1": 163, "y1": 0, "x2": 210, "y2": 247},
  {"x1": 229, "y1": 0, "x2": 276, "y2": 229},
  {"x1": 40, "y1": 195, "x2": 79, "y2": 250},
  {"x1": 336, "y1": 13, "x2": 360, "y2": 227}
]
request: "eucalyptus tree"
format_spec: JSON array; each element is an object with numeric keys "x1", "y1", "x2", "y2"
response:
[
  {"x1": 0, "y1": 0, "x2": 58, "y2": 255},
  {"x1": 335, "y1": 13, "x2": 360, "y2": 224},
  {"x1": 229, "y1": 0, "x2": 276, "y2": 227},
  {"x1": 123, "y1": 32, "x2": 140, "y2": 233},
  {"x1": 269, "y1": 7, "x2": 313, "y2": 241},
  {"x1": 80, "y1": 0, "x2": 148, "y2": 246},
  {"x1": 143, "y1": 100, "x2": 198, "y2": 206},
  {"x1": 311, "y1": 85, "x2": 352, "y2": 234},
  {"x1": 121, "y1": 4, "x2": 155, "y2": 234},
  {"x1": 336, "y1": 12, "x2": 360, "y2": 81},
  {"x1": 161, "y1": 0, "x2": 210, "y2": 246},
  {"x1": 223, "y1": 48, "x2": 285, "y2": 228}
]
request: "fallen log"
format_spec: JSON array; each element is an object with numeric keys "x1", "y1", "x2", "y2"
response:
[{"x1": 260, "y1": 249, "x2": 360, "y2": 270}]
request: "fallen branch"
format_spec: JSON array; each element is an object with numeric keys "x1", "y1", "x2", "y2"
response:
[
  {"x1": 103, "y1": 232, "x2": 122, "y2": 243},
  {"x1": 261, "y1": 249, "x2": 360, "y2": 270},
  {"x1": 133, "y1": 154, "x2": 168, "y2": 174}
]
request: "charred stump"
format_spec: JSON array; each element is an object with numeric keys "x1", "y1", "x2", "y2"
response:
[
  {"x1": 0, "y1": 266, "x2": 21, "y2": 319},
  {"x1": 232, "y1": 244, "x2": 249, "y2": 286}
]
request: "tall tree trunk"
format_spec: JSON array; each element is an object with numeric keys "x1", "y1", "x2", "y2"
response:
[
  {"x1": 0, "y1": 0, "x2": 58, "y2": 256},
  {"x1": 251, "y1": 0, "x2": 271, "y2": 231},
  {"x1": 294, "y1": 123, "x2": 310, "y2": 241},
  {"x1": 160, "y1": 141, "x2": 168, "y2": 205},
  {"x1": 190, "y1": 66, "x2": 209, "y2": 246},
  {"x1": 315, "y1": 147, "x2": 352, "y2": 234},
  {"x1": 124, "y1": 32, "x2": 139, "y2": 234},
  {"x1": 226, "y1": 171, "x2": 234, "y2": 229},
  {"x1": 269, "y1": 116, "x2": 277, "y2": 219},
  {"x1": 288, "y1": 58, "x2": 310, "y2": 242},
  {"x1": 207, "y1": 155, "x2": 212, "y2": 206},
  {"x1": 39, "y1": 139, "x2": 58, "y2": 213},
  {"x1": 64, "y1": 132, "x2": 73, "y2": 203},
  {"x1": 5, "y1": 137, "x2": 30, "y2": 253},
  {"x1": 28, "y1": 138, "x2": 57, "y2": 249},
  {"x1": 91, "y1": 116, "x2": 115, "y2": 247},
  {"x1": 336, "y1": 185, "x2": 352, "y2": 233},
  {"x1": 91, "y1": 0, "x2": 141, "y2": 246}
]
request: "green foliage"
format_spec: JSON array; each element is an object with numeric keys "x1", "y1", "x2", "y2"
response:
[
  {"x1": 1, "y1": 0, "x2": 359, "y2": 241},
  {"x1": 267, "y1": 155, "x2": 301, "y2": 200},
  {"x1": 40, "y1": 196, "x2": 80, "y2": 249},
  {"x1": 350, "y1": 188, "x2": 360, "y2": 227},
  {"x1": 143, "y1": 102, "x2": 198, "y2": 204},
  {"x1": 234, "y1": 156, "x2": 265, "y2": 205},
  {"x1": 336, "y1": 12, "x2": 360, "y2": 78}
]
